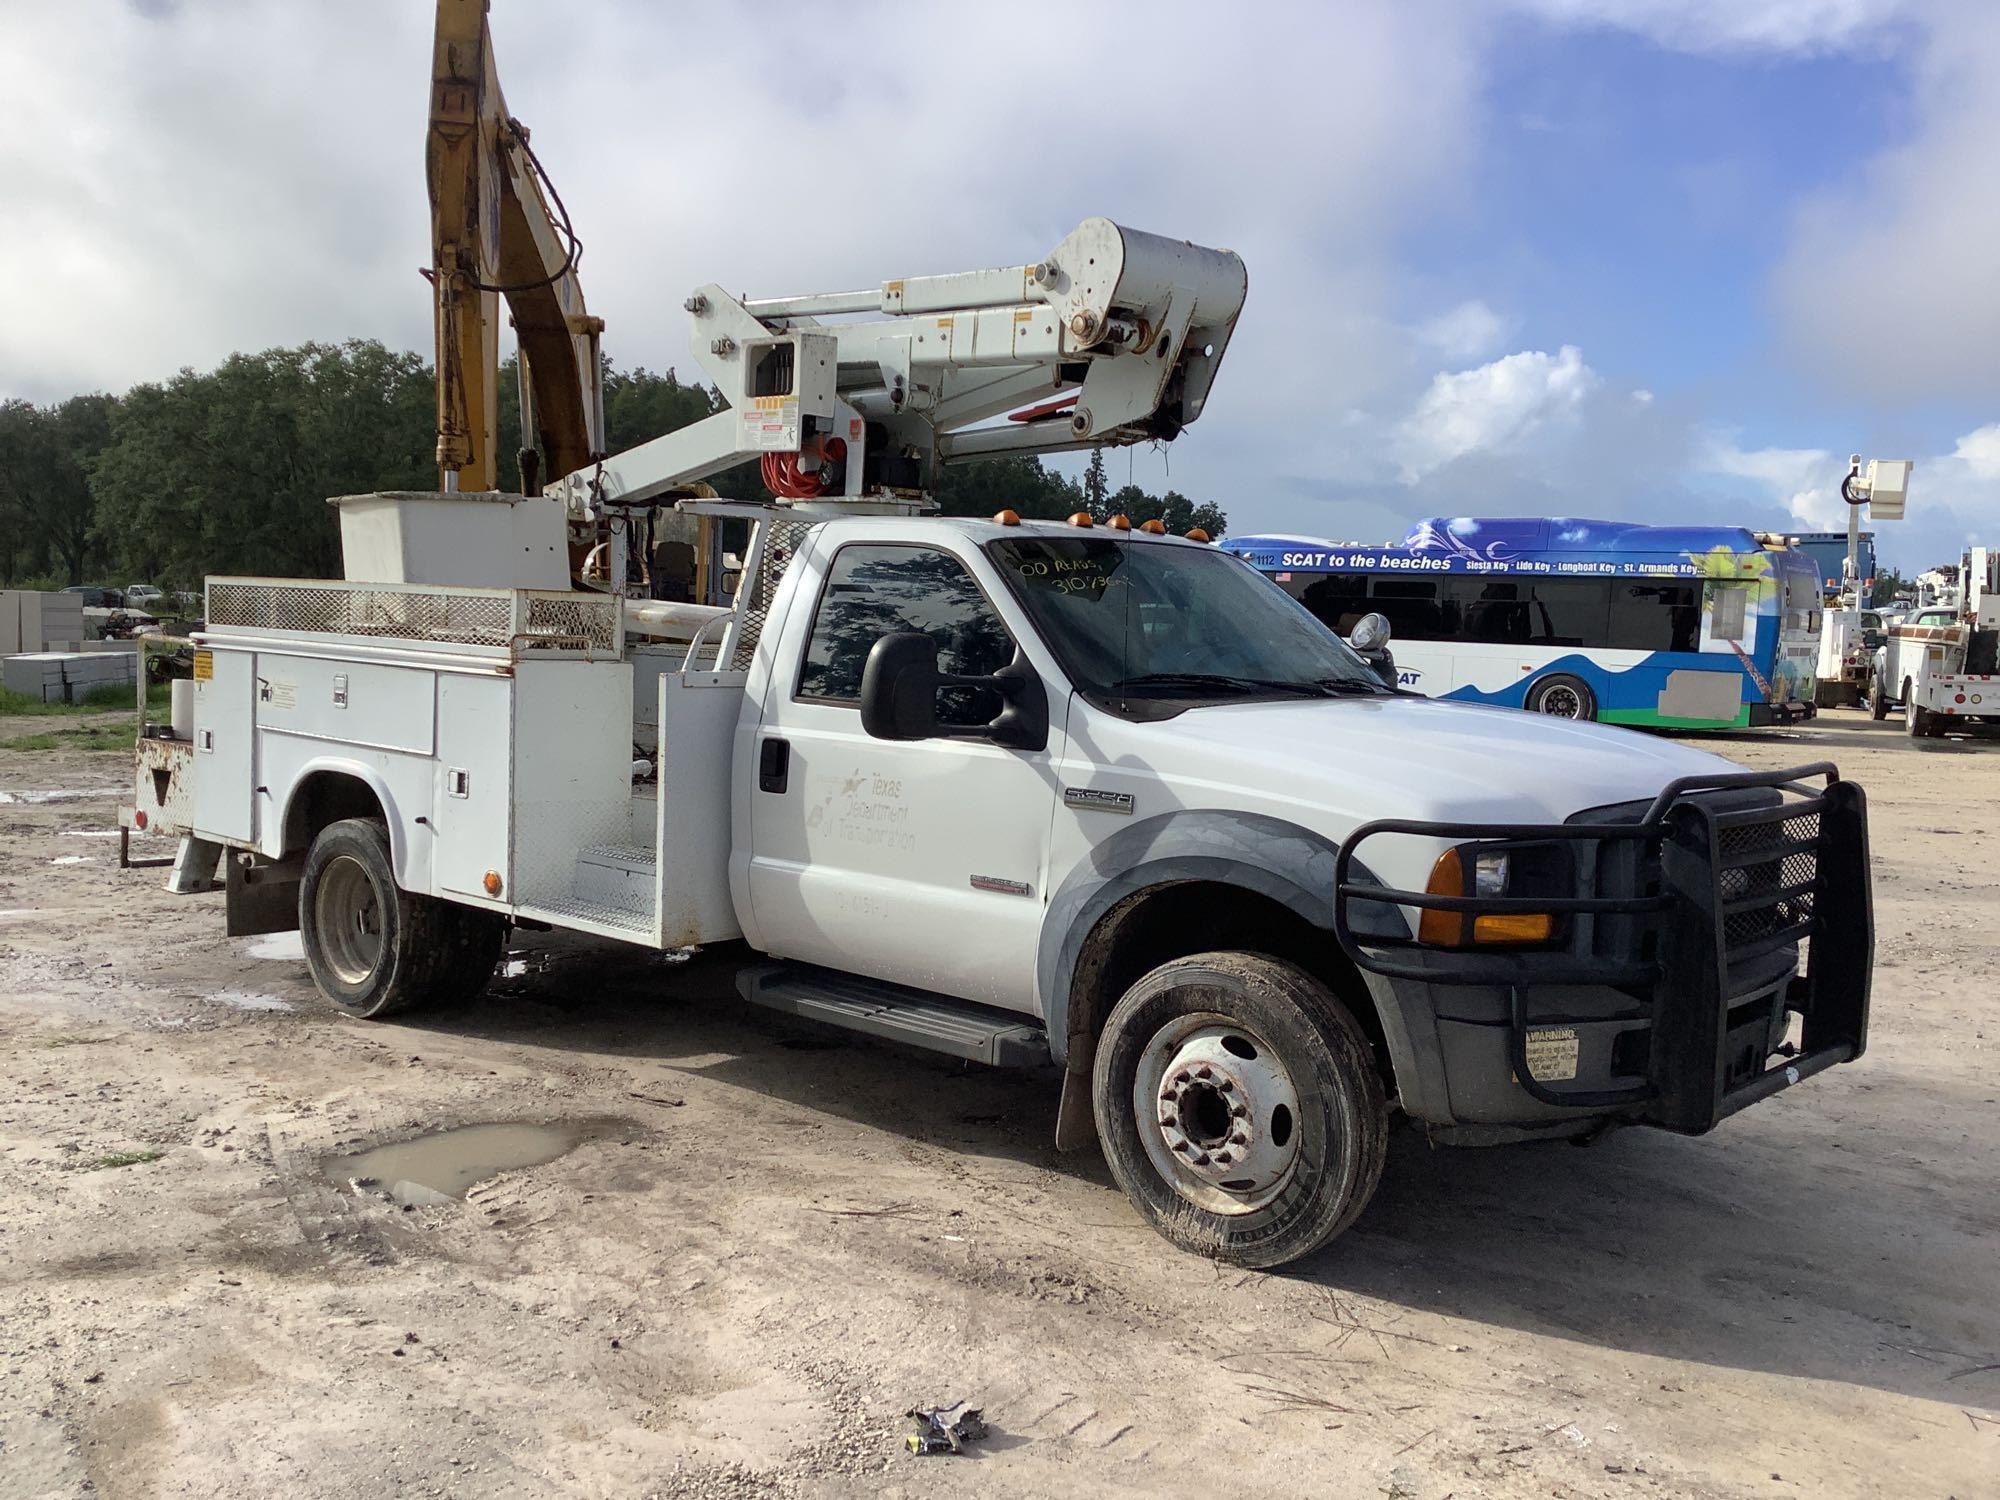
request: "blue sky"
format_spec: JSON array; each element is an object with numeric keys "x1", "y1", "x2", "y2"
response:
[{"x1": 1, "y1": 1, "x2": 1994, "y2": 573}]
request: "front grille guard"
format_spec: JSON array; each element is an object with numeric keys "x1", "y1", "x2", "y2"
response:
[{"x1": 1332, "y1": 763, "x2": 1873, "y2": 1132}]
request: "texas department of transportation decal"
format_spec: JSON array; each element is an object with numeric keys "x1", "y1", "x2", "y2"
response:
[
  {"x1": 1064, "y1": 787, "x2": 1135, "y2": 816},
  {"x1": 1523, "y1": 1027, "x2": 1580, "y2": 1083}
]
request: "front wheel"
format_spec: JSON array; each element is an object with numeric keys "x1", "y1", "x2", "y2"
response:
[
  {"x1": 1528, "y1": 672, "x2": 1596, "y2": 721},
  {"x1": 1868, "y1": 673, "x2": 1890, "y2": 721},
  {"x1": 300, "y1": 818, "x2": 504, "y2": 1018},
  {"x1": 1091, "y1": 953, "x2": 1388, "y2": 1268}
]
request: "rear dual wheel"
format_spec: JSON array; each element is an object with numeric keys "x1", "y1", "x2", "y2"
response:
[
  {"x1": 300, "y1": 818, "x2": 504, "y2": 1018},
  {"x1": 1092, "y1": 953, "x2": 1387, "y2": 1268}
]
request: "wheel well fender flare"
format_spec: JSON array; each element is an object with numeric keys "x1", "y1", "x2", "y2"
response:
[
  {"x1": 275, "y1": 759, "x2": 406, "y2": 876},
  {"x1": 1038, "y1": 810, "x2": 1420, "y2": 1072}
]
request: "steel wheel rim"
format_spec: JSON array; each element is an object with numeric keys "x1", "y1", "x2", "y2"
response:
[
  {"x1": 1539, "y1": 683, "x2": 1583, "y2": 718},
  {"x1": 1132, "y1": 1011, "x2": 1301, "y2": 1216},
  {"x1": 314, "y1": 855, "x2": 384, "y2": 987}
]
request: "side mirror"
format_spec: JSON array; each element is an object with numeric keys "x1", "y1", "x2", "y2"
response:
[
  {"x1": 1348, "y1": 611, "x2": 1391, "y2": 654},
  {"x1": 859, "y1": 632, "x2": 943, "y2": 740},
  {"x1": 859, "y1": 632, "x2": 1049, "y2": 750}
]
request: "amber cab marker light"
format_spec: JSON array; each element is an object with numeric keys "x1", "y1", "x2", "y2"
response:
[
  {"x1": 1184, "y1": 527, "x2": 1210, "y2": 543},
  {"x1": 483, "y1": 870, "x2": 503, "y2": 896},
  {"x1": 992, "y1": 508, "x2": 1021, "y2": 526},
  {"x1": 1139, "y1": 519, "x2": 1167, "y2": 535},
  {"x1": 1066, "y1": 511, "x2": 1094, "y2": 528},
  {"x1": 1107, "y1": 514, "x2": 1132, "y2": 531}
]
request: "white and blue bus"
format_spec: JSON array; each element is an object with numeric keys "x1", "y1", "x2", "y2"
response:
[{"x1": 1225, "y1": 517, "x2": 1822, "y2": 730}]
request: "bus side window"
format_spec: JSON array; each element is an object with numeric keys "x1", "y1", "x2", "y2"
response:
[
  {"x1": 1609, "y1": 582, "x2": 1702, "y2": 652},
  {"x1": 1293, "y1": 572, "x2": 1372, "y2": 634},
  {"x1": 1369, "y1": 579, "x2": 1445, "y2": 639}
]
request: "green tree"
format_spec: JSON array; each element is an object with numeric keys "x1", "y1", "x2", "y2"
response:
[
  {"x1": 1083, "y1": 446, "x2": 1107, "y2": 511},
  {"x1": 931, "y1": 455, "x2": 1084, "y2": 520},
  {"x1": 91, "y1": 341, "x2": 434, "y2": 588},
  {"x1": 0, "y1": 394, "x2": 117, "y2": 584},
  {"x1": 1095, "y1": 483, "x2": 1226, "y2": 537}
]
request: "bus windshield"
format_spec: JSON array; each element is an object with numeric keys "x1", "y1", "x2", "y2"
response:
[{"x1": 987, "y1": 536, "x2": 1389, "y2": 710}]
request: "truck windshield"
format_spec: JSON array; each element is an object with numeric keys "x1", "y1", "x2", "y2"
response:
[{"x1": 987, "y1": 535, "x2": 1388, "y2": 710}]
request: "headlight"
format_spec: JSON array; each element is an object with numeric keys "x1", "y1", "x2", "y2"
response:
[{"x1": 1419, "y1": 843, "x2": 1558, "y2": 948}]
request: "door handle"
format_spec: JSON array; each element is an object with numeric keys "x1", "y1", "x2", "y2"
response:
[{"x1": 758, "y1": 736, "x2": 790, "y2": 794}]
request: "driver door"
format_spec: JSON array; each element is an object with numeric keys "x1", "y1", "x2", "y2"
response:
[{"x1": 746, "y1": 540, "x2": 1061, "y2": 1014}]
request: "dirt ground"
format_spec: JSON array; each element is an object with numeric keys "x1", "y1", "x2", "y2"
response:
[{"x1": 1, "y1": 708, "x2": 1995, "y2": 1499}]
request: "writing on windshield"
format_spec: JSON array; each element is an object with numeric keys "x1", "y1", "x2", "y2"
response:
[{"x1": 989, "y1": 536, "x2": 1385, "y2": 708}]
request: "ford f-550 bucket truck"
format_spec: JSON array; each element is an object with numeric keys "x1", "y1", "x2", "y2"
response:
[{"x1": 121, "y1": 4, "x2": 1874, "y2": 1267}]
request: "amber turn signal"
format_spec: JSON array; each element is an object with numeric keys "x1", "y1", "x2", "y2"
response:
[
  {"x1": 1419, "y1": 847, "x2": 1551, "y2": 947},
  {"x1": 483, "y1": 870, "x2": 503, "y2": 896}
]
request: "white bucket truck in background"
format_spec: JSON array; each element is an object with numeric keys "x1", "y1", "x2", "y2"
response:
[
  {"x1": 1873, "y1": 546, "x2": 2000, "y2": 738},
  {"x1": 129, "y1": 218, "x2": 1876, "y2": 1268}
]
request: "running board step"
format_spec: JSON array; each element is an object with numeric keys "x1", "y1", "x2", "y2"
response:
[{"x1": 737, "y1": 964, "x2": 1051, "y2": 1068}]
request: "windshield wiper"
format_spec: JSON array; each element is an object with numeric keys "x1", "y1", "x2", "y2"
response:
[
  {"x1": 1310, "y1": 677, "x2": 1390, "y2": 696},
  {"x1": 1111, "y1": 672, "x2": 1372, "y2": 699}
]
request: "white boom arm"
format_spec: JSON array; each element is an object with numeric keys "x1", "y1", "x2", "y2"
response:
[{"x1": 550, "y1": 218, "x2": 1246, "y2": 513}]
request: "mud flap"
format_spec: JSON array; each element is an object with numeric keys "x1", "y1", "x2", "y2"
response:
[
  {"x1": 1054, "y1": 1062, "x2": 1098, "y2": 1152},
  {"x1": 225, "y1": 851, "x2": 303, "y2": 936}
]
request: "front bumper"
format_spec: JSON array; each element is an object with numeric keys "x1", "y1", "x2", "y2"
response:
[{"x1": 1333, "y1": 764, "x2": 1872, "y2": 1135}]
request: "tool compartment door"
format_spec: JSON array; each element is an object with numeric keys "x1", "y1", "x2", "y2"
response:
[
  {"x1": 433, "y1": 672, "x2": 513, "y2": 899},
  {"x1": 191, "y1": 646, "x2": 256, "y2": 843}
]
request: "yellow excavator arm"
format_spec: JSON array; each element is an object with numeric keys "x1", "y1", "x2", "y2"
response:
[{"x1": 427, "y1": 0, "x2": 603, "y2": 494}]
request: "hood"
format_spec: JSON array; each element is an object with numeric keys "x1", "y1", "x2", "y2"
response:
[{"x1": 1127, "y1": 695, "x2": 1736, "y2": 827}]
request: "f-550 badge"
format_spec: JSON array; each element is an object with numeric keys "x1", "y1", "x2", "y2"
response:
[{"x1": 1064, "y1": 787, "x2": 1135, "y2": 816}]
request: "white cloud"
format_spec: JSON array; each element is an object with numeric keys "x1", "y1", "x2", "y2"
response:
[
  {"x1": 1701, "y1": 425, "x2": 2000, "y2": 566},
  {"x1": 1702, "y1": 437, "x2": 1842, "y2": 527},
  {"x1": 1508, "y1": 0, "x2": 1912, "y2": 55},
  {"x1": 0, "y1": 0, "x2": 1479, "y2": 476},
  {"x1": 1773, "y1": 5, "x2": 2000, "y2": 402},
  {"x1": 1413, "y1": 299, "x2": 1515, "y2": 363},
  {"x1": 1948, "y1": 421, "x2": 2000, "y2": 479},
  {"x1": 1394, "y1": 345, "x2": 1601, "y2": 480}
]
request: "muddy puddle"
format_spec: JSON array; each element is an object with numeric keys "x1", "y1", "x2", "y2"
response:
[{"x1": 323, "y1": 1118, "x2": 628, "y2": 1207}]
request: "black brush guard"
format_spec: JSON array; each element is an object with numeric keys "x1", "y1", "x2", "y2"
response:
[{"x1": 1332, "y1": 764, "x2": 1872, "y2": 1133}]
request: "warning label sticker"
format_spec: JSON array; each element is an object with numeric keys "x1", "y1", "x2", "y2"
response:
[
  {"x1": 191, "y1": 650, "x2": 213, "y2": 682},
  {"x1": 1524, "y1": 1027, "x2": 1580, "y2": 1083}
]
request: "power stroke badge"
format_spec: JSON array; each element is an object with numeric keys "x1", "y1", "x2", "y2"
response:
[{"x1": 1063, "y1": 787, "x2": 1135, "y2": 816}]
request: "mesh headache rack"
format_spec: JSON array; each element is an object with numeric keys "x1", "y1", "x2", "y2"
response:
[
  {"x1": 204, "y1": 578, "x2": 623, "y2": 656},
  {"x1": 1332, "y1": 763, "x2": 1872, "y2": 1134}
]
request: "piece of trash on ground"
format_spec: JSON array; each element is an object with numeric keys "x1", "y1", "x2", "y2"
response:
[{"x1": 905, "y1": 1402, "x2": 988, "y2": 1455}]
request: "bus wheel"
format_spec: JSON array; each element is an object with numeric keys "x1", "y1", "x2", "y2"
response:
[
  {"x1": 1529, "y1": 673, "x2": 1596, "y2": 721},
  {"x1": 1091, "y1": 952, "x2": 1388, "y2": 1268}
]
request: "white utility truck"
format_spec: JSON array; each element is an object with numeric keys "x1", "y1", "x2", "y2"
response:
[
  {"x1": 1871, "y1": 547, "x2": 2000, "y2": 737},
  {"x1": 128, "y1": 225, "x2": 1874, "y2": 1268}
]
